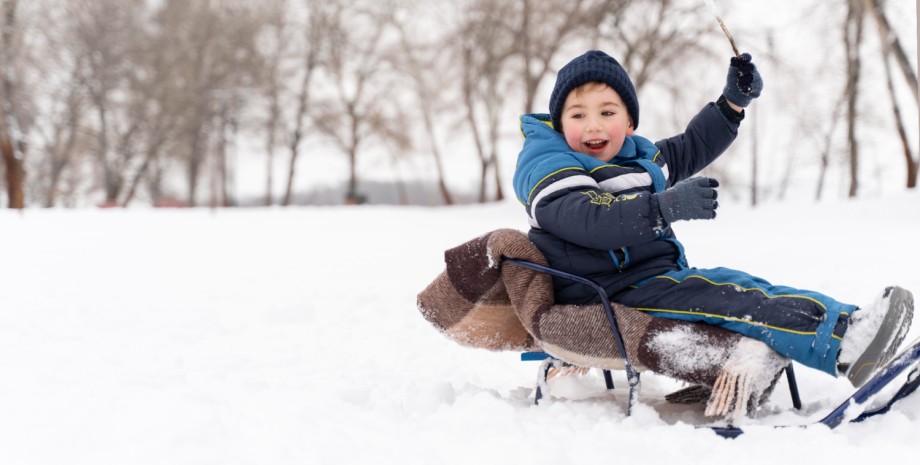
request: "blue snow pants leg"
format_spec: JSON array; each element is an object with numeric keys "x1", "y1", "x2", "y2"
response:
[{"x1": 612, "y1": 267, "x2": 857, "y2": 376}]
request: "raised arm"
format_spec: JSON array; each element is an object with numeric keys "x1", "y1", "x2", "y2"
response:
[{"x1": 655, "y1": 53, "x2": 763, "y2": 185}]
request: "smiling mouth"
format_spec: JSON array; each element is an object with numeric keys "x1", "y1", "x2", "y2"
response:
[{"x1": 584, "y1": 139, "x2": 608, "y2": 151}]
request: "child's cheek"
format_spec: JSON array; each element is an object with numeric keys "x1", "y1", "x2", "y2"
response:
[{"x1": 563, "y1": 128, "x2": 581, "y2": 150}]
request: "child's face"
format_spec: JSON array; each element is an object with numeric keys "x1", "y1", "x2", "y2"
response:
[{"x1": 559, "y1": 83, "x2": 634, "y2": 163}]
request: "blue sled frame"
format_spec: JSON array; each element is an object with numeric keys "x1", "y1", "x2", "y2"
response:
[{"x1": 502, "y1": 257, "x2": 643, "y2": 415}]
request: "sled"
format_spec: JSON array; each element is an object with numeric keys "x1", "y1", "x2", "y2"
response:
[{"x1": 504, "y1": 257, "x2": 920, "y2": 438}]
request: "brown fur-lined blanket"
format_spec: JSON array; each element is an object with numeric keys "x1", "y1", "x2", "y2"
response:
[{"x1": 417, "y1": 229, "x2": 789, "y2": 419}]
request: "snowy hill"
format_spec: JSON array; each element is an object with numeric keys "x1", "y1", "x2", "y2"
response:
[{"x1": 1, "y1": 193, "x2": 919, "y2": 464}]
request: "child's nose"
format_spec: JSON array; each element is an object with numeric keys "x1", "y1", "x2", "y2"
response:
[{"x1": 586, "y1": 117, "x2": 602, "y2": 131}]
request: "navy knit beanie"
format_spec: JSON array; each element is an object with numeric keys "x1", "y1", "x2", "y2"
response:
[{"x1": 549, "y1": 50, "x2": 639, "y2": 132}]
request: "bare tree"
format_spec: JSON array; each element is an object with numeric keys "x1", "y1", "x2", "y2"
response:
[
  {"x1": 260, "y1": 0, "x2": 286, "y2": 206},
  {"x1": 878, "y1": 48, "x2": 918, "y2": 190},
  {"x1": 208, "y1": 95, "x2": 239, "y2": 208},
  {"x1": 514, "y1": 0, "x2": 626, "y2": 114},
  {"x1": 66, "y1": 0, "x2": 149, "y2": 206},
  {"x1": 59, "y1": 0, "x2": 264, "y2": 207},
  {"x1": 391, "y1": 4, "x2": 454, "y2": 205},
  {"x1": 7, "y1": 0, "x2": 919, "y2": 208},
  {"x1": 455, "y1": 0, "x2": 518, "y2": 203},
  {"x1": 0, "y1": 0, "x2": 26, "y2": 209},
  {"x1": 280, "y1": 0, "x2": 333, "y2": 207},
  {"x1": 601, "y1": 0, "x2": 715, "y2": 94},
  {"x1": 864, "y1": 0, "x2": 918, "y2": 188},
  {"x1": 815, "y1": 95, "x2": 847, "y2": 201},
  {"x1": 156, "y1": 0, "x2": 264, "y2": 207},
  {"x1": 16, "y1": 0, "x2": 91, "y2": 208},
  {"x1": 844, "y1": 0, "x2": 865, "y2": 198},
  {"x1": 312, "y1": 0, "x2": 401, "y2": 204},
  {"x1": 38, "y1": 63, "x2": 87, "y2": 207},
  {"x1": 864, "y1": 0, "x2": 918, "y2": 104},
  {"x1": 119, "y1": 7, "x2": 199, "y2": 207}
]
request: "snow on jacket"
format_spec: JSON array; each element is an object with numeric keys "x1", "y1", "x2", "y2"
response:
[{"x1": 512, "y1": 102, "x2": 740, "y2": 304}]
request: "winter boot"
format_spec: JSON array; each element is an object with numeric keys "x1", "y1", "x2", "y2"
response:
[{"x1": 837, "y1": 286, "x2": 914, "y2": 387}]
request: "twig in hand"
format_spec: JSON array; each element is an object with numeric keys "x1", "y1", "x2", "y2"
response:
[{"x1": 703, "y1": 0, "x2": 741, "y2": 57}]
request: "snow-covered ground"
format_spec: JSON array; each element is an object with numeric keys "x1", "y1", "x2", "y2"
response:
[{"x1": 1, "y1": 193, "x2": 919, "y2": 464}]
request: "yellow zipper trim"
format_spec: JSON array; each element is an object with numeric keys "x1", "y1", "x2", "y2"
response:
[
  {"x1": 525, "y1": 167, "x2": 586, "y2": 205},
  {"x1": 654, "y1": 274, "x2": 849, "y2": 316},
  {"x1": 634, "y1": 307, "x2": 844, "y2": 341}
]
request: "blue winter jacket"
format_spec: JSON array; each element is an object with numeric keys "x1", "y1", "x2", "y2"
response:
[{"x1": 512, "y1": 102, "x2": 739, "y2": 304}]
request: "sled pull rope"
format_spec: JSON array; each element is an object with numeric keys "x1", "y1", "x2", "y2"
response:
[{"x1": 502, "y1": 257, "x2": 641, "y2": 415}]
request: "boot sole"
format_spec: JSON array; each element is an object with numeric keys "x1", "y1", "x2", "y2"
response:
[{"x1": 846, "y1": 286, "x2": 914, "y2": 387}]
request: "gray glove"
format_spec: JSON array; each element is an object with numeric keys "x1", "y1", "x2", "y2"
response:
[
  {"x1": 722, "y1": 53, "x2": 763, "y2": 108},
  {"x1": 654, "y1": 177, "x2": 719, "y2": 224}
]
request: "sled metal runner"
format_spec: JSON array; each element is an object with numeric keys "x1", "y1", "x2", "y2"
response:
[{"x1": 503, "y1": 257, "x2": 920, "y2": 438}]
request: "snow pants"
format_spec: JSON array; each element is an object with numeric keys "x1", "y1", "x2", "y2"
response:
[{"x1": 612, "y1": 267, "x2": 857, "y2": 376}]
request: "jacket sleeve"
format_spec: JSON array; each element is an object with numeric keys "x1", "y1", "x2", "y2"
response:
[{"x1": 655, "y1": 101, "x2": 740, "y2": 186}]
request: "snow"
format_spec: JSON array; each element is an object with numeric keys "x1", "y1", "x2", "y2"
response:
[
  {"x1": 2, "y1": 193, "x2": 920, "y2": 464},
  {"x1": 646, "y1": 325, "x2": 727, "y2": 373}
]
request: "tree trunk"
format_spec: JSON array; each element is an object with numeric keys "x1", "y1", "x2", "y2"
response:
[
  {"x1": 487, "y1": 99, "x2": 504, "y2": 202},
  {"x1": 864, "y1": 0, "x2": 919, "y2": 104},
  {"x1": 519, "y1": 0, "x2": 537, "y2": 115},
  {"x1": 45, "y1": 96, "x2": 81, "y2": 208},
  {"x1": 282, "y1": 58, "x2": 315, "y2": 207},
  {"x1": 217, "y1": 111, "x2": 231, "y2": 207},
  {"x1": 1, "y1": 0, "x2": 25, "y2": 209},
  {"x1": 881, "y1": 43, "x2": 917, "y2": 188},
  {"x1": 263, "y1": 13, "x2": 284, "y2": 208},
  {"x1": 0, "y1": 128, "x2": 24, "y2": 208},
  {"x1": 93, "y1": 102, "x2": 121, "y2": 205},
  {"x1": 120, "y1": 140, "x2": 163, "y2": 207},
  {"x1": 389, "y1": 150, "x2": 408, "y2": 205},
  {"x1": 282, "y1": 131, "x2": 302, "y2": 207},
  {"x1": 468, "y1": 111, "x2": 488, "y2": 203},
  {"x1": 421, "y1": 108, "x2": 454, "y2": 205},
  {"x1": 346, "y1": 146, "x2": 359, "y2": 204},
  {"x1": 461, "y1": 59, "x2": 489, "y2": 203},
  {"x1": 815, "y1": 96, "x2": 846, "y2": 201},
  {"x1": 479, "y1": 158, "x2": 488, "y2": 202},
  {"x1": 187, "y1": 121, "x2": 206, "y2": 207},
  {"x1": 866, "y1": 0, "x2": 918, "y2": 189},
  {"x1": 265, "y1": 123, "x2": 276, "y2": 206},
  {"x1": 344, "y1": 100, "x2": 362, "y2": 204},
  {"x1": 844, "y1": 0, "x2": 864, "y2": 198}
]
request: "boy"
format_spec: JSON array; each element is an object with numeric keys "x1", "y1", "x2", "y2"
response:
[{"x1": 512, "y1": 50, "x2": 913, "y2": 387}]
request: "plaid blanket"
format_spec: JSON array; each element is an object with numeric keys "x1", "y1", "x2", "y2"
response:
[{"x1": 417, "y1": 229, "x2": 789, "y2": 419}]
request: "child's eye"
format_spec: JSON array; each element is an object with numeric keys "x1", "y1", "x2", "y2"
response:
[
  {"x1": 602, "y1": 111, "x2": 615, "y2": 116},
  {"x1": 570, "y1": 113, "x2": 584, "y2": 119}
]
